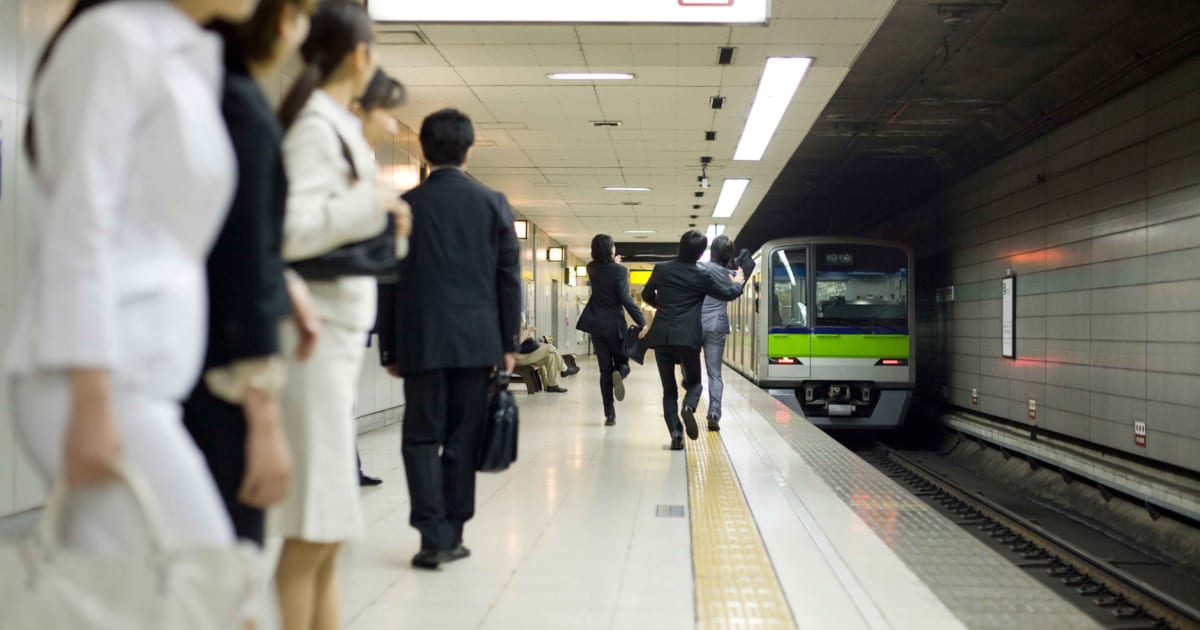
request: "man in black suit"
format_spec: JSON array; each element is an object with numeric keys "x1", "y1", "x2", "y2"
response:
[
  {"x1": 377, "y1": 108, "x2": 522, "y2": 569},
  {"x1": 641, "y1": 230, "x2": 745, "y2": 450}
]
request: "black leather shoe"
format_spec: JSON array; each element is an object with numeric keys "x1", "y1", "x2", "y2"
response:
[
  {"x1": 546, "y1": 385, "x2": 568, "y2": 393},
  {"x1": 681, "y1": 405, "x2": 699, "y2": 440},
  {"x1": 561, "y1": 366, "x2": 580, "y2": 377},
  {"x1": 707, "y1": 419, "x2": 720, "y2": 432},
  {"x1": 359, "y1": 474, "x2": 383, "y2": 487},
  {"x1": 444, "y1": 545, "x2": 471, "y2": 562},
  {"x1": 411, "y1": 549, "x2": 443, "y2": 570},
  {"x1": 612, "y1": 371, "x2": 625, "y2": 401},
  {"x1": 669, "y1": 433, "x2": 684, "y2": 450},
  {"x1": 618, "y1": 363, "x2": 631, "y2": 379},
  {"x1": 605, "y1": 414, "x2": 616, "y2": 426}
]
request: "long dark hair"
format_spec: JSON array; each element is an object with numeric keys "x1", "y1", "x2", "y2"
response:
[
  {"x1": 278, "y1": 0, "x2": 374, "y2": 129},
  {"x1": 234, "y1": 0, "x2": 317, "y2": 64},
  {"x1": 710, "y1": 235, "x2": 736, "y2": 269},
  {"x1": 591, "y1": 234, "x2": 615, "y2": 264},
  {"x1": 25, "y1": 0, "x2": 133, "y2": 162}
]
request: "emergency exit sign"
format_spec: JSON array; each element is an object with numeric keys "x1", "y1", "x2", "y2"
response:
[{"x1": 369, "y1": 0, "x2": 770, "y2": 23}]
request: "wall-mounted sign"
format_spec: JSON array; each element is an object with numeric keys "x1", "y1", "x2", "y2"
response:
[
  {"x1": 369, "y1": 0, "x2": 769, "y2": 24},
  {"x1": 1001, "y1": 276, "x2": 1015, "y2": 359}
]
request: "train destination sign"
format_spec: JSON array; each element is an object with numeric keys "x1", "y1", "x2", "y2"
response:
[{"x1": 369, "y1": 0, "x2": 770, "y2": 24}]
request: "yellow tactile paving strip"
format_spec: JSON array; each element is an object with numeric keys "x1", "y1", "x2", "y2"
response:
[{"x1": 687, "y1": 431, "x2": 797, "y2": 629}]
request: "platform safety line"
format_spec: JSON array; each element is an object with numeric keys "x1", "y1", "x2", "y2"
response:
[{"x1": 686, "y1": 431, "x2": 797, "y2": 629}]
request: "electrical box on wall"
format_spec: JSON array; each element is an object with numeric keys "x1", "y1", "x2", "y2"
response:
[{"x1": 1134, "y1": 421, "x2": 1147, "y2": 448}]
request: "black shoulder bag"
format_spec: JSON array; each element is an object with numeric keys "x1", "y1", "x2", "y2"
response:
[
  {"x1": 289, "y1": 128, "x2": 398, "y2": 281},
  {"x1": 478, "y1": 372, "x2": 519, "y2": 472}
]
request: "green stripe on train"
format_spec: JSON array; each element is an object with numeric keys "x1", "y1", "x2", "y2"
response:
[{"x1": 768, "y1": 334, "x2": 910, "y2": 359}]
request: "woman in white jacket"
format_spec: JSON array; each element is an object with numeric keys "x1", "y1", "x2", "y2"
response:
[
  {"x1": 271, "y1": 2, "x2": 409, "y2": 627},
  {"x1": 4, "y1": 0, "x2": 255, "y2": 553}
]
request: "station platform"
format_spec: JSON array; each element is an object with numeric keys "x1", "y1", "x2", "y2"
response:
[{"x1": 342, "y1": 354, "x2": 1100, "y2": 629}]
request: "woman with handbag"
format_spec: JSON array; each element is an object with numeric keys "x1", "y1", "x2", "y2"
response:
[
  {"x1": 576, "y1": 234, "x2": 646, "y2": 426},
  {"x1": 271, "y1": 2, "x2": 409, "y2": 628},
  {"x1": 5, "y1": 0, "x2": 256, "y2": 563}
]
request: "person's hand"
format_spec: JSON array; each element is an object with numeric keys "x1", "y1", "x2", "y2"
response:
[
  {"x1": 386, "y1": 365, "x2": 401, "y2": 379},
  {"x1": 285, "y1": 272, "x2": 321, "y2": 361},
  {"x1": 638, "y1": 326, "x2": 650, "y2": 340},
  {"x1": 504, "y1": 352, "x2": 517, "y2": 374},
  {"x1": 614, "y1": 254, "x2": 624, "y2": 263},
  {"x1": 732, "y1": 267, "x2": 746, "y2": 285},
  {"x1": 65, "y1": 370, "x2": 121, "y2": 488},
  {"x1": 379, "y1": 186, "x2": 412, "y2": 238},
  {"x1": 239, "y1": 388, "x2": 291, "y2": 508}
]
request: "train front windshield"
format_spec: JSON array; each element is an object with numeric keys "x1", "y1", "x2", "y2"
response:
[{"x1": 814, "y1": 244, "x2": 908, "y2": 333}]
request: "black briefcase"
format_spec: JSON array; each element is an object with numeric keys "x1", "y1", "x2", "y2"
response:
[
  {"x1": 478, "y1": 372, "x2": 519, "y2": 473},
  {"x1": 622, "y1": 325, "x2": 648, "y2": 365}
]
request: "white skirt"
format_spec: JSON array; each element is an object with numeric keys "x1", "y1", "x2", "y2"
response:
[
  {"x1": 269, "y1": 321, "x2": 366, "y2": 543},
  {"x1": 11, "y1": 371, "x2": 234, "y2": 553}
]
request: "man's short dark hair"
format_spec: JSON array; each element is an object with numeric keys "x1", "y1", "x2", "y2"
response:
[
  {"x1": 677, "y1": 230, "x2": 708, "y2": 264},
  {"x1": 419, "y1": 108, "x2": 474, "y2": 167}
]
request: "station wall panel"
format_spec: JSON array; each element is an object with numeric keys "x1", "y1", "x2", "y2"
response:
[{"x1": 885, "y1": 55, "x2": 1200, "y2": 472}]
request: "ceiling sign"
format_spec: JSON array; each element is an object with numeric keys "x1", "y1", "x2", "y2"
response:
[{"x1": 369, "y1": 0, "x2": 769, "y2": 24}]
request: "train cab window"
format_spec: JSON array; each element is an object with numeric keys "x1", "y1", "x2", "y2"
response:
[
  {"x1": 769, "y1": 248, "x2": 807, "y2": 331},
  {"x1": 815, "y1": 244, "x2": 908, "y2": 333}
]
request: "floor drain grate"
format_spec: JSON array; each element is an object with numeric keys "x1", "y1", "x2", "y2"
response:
[{"x1": 656, "y1": 505, "x2": 686, "y2": 518}]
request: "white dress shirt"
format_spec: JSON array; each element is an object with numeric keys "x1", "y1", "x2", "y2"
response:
[{"x1": 4, "y1": 1, "x2": 235, "y2": 401}]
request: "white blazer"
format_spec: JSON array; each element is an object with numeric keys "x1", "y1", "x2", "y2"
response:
[
  {"x1": 282, "y1": 90, "x2": 388, "y2": 332},
  {"x1": 4, "y1": 2, "x2": 235, "y2": 402}
]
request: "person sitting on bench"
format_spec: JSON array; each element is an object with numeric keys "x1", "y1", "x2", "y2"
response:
[{"x1": 514, "y1": 328, "x2": 572, "y2": 393}]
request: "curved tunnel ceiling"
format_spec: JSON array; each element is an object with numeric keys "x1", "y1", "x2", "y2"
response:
[{"x1": 736, "y1": 0, "x2": 1200, "y2": 252}]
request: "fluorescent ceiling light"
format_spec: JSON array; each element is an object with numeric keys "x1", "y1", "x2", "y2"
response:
[
  {"x1": 624, "y1": 230, "x2": 656, "y2": 235},
  {"x1": 605, "y1": 187, "x2": 651, "y2": 192},
  {"x1": 699, "y1": 224, "x2": 726, "y2": 263},
  {"x1": 733, "y1": 57, "x2": 813, "y2": 161},
  {"x1": 369, "y1": 0, "x2": 768, "y2": 24},
  {"x1": 711, "y1": 179, "x2": 750, "y2": 218},
  {"x1": 548, "y1": 72, "x2": 635, "y2": 81}
]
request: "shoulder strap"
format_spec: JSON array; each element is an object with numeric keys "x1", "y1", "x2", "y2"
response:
[
  {"x1": 334, "y1": 131, "x2": 360, "y2": 183},
  {"x1": 297, "y1": 109, "x2": 360, "y2": 184}
]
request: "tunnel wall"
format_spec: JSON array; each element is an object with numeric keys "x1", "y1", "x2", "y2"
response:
[{"x1": 879, "y1": 56, "x2": 1200, "y2": 473}]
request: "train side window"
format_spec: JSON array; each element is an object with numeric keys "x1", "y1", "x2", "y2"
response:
[{"x1": 769, "y1": 248, "x2": 807, "y2": 331}]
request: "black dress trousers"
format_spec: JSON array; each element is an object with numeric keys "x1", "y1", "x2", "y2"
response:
[
  {"x1": 652, "y1": 346, "x2": 703, "y2": 437},
  {"x1": 401, "y1": 367, "x2": 491, "y2": 551}
]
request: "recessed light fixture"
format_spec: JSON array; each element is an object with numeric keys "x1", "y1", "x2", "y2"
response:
[
  {"x1": 624, "y1": 230, "x2": 657, "y2": 235},
  {"x1": 605, "y1": 186, "x2": 651, "y2": 192},
  {"x1": 712, "y1": 179, "x2": 750, "y2": 218},
  {"x1": 549, "y1": 72, "x2": 635, "y2": 80},
  {"x1": 734, "y1": 57, "x2": 813, "y2": 161}
]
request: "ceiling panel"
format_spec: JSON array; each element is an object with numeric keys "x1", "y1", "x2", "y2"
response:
[{"x1": 374, "y1": 0, "x2": 897, "y2": 247}]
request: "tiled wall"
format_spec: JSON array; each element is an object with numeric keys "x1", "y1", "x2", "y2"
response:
[{"x1": 882, "y1": 55, "x2": 1200, "y2": 473}]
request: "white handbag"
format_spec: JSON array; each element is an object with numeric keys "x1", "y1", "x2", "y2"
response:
[{"x1": 0, "y1": 461, "x2": 258, "y2": 630}]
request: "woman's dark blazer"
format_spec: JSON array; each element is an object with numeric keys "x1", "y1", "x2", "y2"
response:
[{"x1": 577, "y1": 261, "x2": 646, "y2": 340}]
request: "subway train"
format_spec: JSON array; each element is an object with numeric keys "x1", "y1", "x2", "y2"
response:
[{"x1": 725, "y1": 237, "x2": 915, "y2": 429}]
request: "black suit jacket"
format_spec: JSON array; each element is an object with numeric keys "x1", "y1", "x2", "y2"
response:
[
  {"x1": 200, "y1": 39, "x2": 291, "y2": 369},
  {"x1": 641, "y1": 258, "x2": 743, "y2": 350},
  {"x1": 576, "y1": 261, "x2": 645, "y2": 340},
  {"x1": 378, "y1": 168, "x2": 522, "y2": 375}
]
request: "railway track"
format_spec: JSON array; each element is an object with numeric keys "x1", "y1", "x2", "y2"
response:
[{"x1": 861, "y1": 446, "x2": 1200, "y2": 630}]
